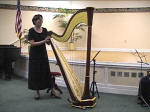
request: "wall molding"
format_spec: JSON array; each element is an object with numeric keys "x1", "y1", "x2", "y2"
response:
[
  {"x1": 67, "y1": 47, "x2": 150, "y2": 52},
  {"x1": 1, "y1": 4, "x2": 150, "y2": 13},
  {"x1": 95, "y1": 7, "x2": 150, "y2": 13},
  {"x1": 21, "y1": 47, "x2": 150, "y2": 53}
]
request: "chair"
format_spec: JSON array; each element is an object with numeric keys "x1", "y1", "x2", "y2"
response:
[
  {"x1": 46, "y1": 72, "x2": 63, "y2": 94},
  {"x1": 137, "y1": 71, "x2": 150, "y2": 108}
]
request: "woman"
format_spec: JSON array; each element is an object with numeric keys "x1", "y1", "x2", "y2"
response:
[{"x1": 28, "y1": 14, "x2": 58, "y2": 99}]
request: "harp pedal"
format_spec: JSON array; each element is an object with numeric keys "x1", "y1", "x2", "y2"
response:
[{"x1": 67, "y1": 98, "x2": 72, "y2": 103}]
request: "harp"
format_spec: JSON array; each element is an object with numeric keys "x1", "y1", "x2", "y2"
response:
[{"x1": 48, "y1": 7, "x2": 96, "y2": 108}]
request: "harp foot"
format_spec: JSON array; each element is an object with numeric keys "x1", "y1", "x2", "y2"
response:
[{"x1": 71, "y1": 97, "x2": 96, "y2": 109}]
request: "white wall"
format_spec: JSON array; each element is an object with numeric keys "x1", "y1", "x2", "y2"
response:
[{"x1": 1, "y1": 1, "x2": 150, "y2": 51}]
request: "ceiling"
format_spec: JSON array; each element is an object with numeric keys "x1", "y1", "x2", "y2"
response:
[{"x1": 0, "y1": 0, "x2": 150, "y2": 9}]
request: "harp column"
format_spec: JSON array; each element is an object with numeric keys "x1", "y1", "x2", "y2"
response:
[{"x1": 82, "y1": 7, "x2": 94, "y2": 100}]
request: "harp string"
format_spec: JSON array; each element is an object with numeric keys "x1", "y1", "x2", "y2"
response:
[
  {"x1": 49, "y1": 8, "x2": 96, "y2": 107},
  {"x1": 51, "y1": 39, "x2": 84, "y2": 100},
  {"x1": 50, "y1": 10, "x2": 88, "y2": 100}
]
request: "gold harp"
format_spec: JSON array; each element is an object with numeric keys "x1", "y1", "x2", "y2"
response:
[{"x1": 48, "y1": 7, "x2": 96, "y2": 108}]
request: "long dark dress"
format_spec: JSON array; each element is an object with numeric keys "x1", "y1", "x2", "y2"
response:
[{"x1": 28, "y1": 27, "x2": 51, "y2": 90}]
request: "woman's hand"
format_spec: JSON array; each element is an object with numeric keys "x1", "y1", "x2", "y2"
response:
[{"x1": 45, "y1": 36, "x2": 51, "y2": 45}]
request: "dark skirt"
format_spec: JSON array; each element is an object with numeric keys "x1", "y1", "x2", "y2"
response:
[{"x1": 28, "y1": 59, "x2": 52, "y2": 90}]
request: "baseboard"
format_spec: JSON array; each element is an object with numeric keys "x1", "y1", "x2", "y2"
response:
[
  {"x1": 14, "y1": 68, "x2": 28, "y2": 79},
  {"x1": 97, "y1": 83, "x2": 138, "y2": 96},
  {"x1": 55, "y1": 77, "x2": 138, "y2": 96}
]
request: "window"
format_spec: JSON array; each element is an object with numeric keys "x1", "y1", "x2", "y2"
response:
[
  {"x1": 124, "y1": 72, "x2": 129, "y2": 77},
  {"x1": 111, "y1": 71, "x2": 115, "y2": 77},
  {"x1": 131, "y1": 72, "x2": 137, "y2": 78},
  {"x1": 117, "y1": 72, "x2": 122, "y2": 77},
  {"x1": 138, "y1": 72, "x2": 144, "y2": 78}
]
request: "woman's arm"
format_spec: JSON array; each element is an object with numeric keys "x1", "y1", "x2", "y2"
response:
[{"x1": 29, "y1": 37, "x2": 50, "y2": 46}]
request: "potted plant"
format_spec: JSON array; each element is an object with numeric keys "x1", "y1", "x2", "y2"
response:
[
  {"x1": 21, "y1": 29, "x2": 30, "y2": 52},
  {"x1": 22, "y1": 29, "x2": 29, "y2": 44},
  {"x1": 53, "y1": 13, "x2": 86, "y2": 50}
]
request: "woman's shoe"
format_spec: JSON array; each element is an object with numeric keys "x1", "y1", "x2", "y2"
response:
[
  {"x1": 34, "y1": 96, "x2": 40, "y2": 100},
  {"x1": 137, "y1": 99, "x2": 143, "y2": 104},
  {"x1": 51, "y1": 91, "x2": 61, "y2": 99},
  {"x1": 34, "y1": 94, "x2": 40, "y2": 100}
]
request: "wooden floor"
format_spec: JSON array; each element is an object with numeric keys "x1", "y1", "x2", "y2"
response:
[{"x1": 23, "y1": 50, "x2": 150, "y2": 63}]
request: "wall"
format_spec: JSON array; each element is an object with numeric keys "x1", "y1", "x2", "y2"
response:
[
  {"x1": 1, "y1": 1, "x2": 150, "y2": 51},
  {"x1": 92, "y1": 12, "x2": 150, "y2": 49}
]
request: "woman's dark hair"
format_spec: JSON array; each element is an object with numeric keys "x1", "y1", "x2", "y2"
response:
[{"x1": 32, "y1": 14, "x2": 43, "y2": 25}]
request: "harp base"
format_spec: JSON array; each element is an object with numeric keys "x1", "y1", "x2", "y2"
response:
[{"x1": 71, "y1": 97, "x2": 96, "y2": 109}]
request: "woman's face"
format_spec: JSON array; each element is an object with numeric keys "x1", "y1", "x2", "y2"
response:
[{"x1": 35, "y1": 17, "x2": 43, "y2": 27}]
